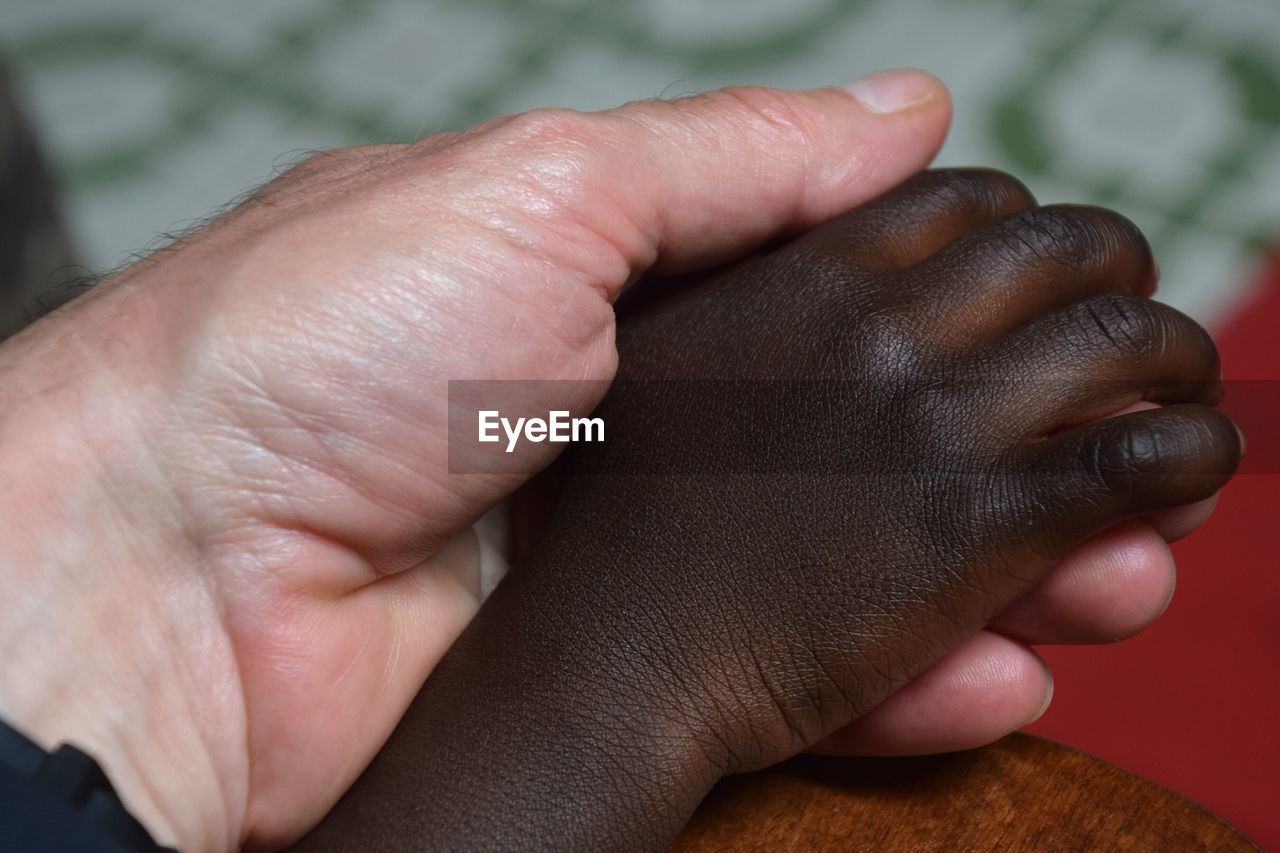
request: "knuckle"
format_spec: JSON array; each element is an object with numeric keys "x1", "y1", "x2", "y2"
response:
[
  {"x1": 1081, "y1": 422, "x2": 1159, "y2": 497},
  {"x1": 834, "y1": 308, "x2": 926, "y2": 389},
  {"x1": 994, "y1": 205, "x2": 1150, "y2": 272},
  {"x1": 1088, "y1": 413, "x2": 1227, "y2": 493},
  {"x1": 1083, "y1": 206, "x2": 1150, "y2": 258},
  {"x1": 709, "y1": 85, "x2": 818, "y2": 149},
  {"x1": 1072, "y1": 293, "x2": 1162, "y2": 356},
  {"x1": 916, "y1": 167, "x2": 1037, "y2": 215},
  {"x1": 1082, "y1": 410, "x2": 1240, "y2": 500},
  {"x1": 1105, "y1": 423, "x2": 1163, "y2": 475},
  {"x1": 998, "y1": 206, "x2": 1089, "y2": 266},
  {"x1": 492, "y1": 107, "x2": 595, "y2": 150},
  {"x1": 452, "y1": 107, "x2": 602, "y2": 210},
  {"x1": 778, "y1": 239, "x2": 867, "y2": 296}
]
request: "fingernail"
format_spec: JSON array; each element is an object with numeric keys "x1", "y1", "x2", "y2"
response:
[
  {"x1": 1154, "y1": 564, "x2": 1177, "y2": 621},
  {"x1": 1027, "y1": 668, "x2": 1054, "y2": 725},
  {"x1": 842, "y1": 68, "x2": 940, "y2": 114}
]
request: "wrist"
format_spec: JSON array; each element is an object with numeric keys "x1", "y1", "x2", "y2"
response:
[
  {"x1": 0, "y1": 322, "x2": 244, "y2": 850},
  {"x1": 306, "y1": 542, "x2": 729, "y2": 851}
]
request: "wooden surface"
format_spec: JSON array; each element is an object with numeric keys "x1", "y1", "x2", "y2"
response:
[{"x1": 673, "y1": 734, "x2": 1257, "y2": 852}]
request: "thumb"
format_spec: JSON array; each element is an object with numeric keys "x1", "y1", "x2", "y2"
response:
[
  {"x1": 572, "y1": 68, "x2": 951, "y2": 281},
  {"x1": 386, "y1": 71, "x2": 949, "y2": 546}
]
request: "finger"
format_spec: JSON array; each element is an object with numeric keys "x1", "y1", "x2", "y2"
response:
[
  {"x1": 1145, "y1": 493, "x2": 1219, "y2": 542},
  {"x1": 1068, "y1": 401, "x2": 1223, "y2": 544},
  {"x1": 914, "y1": 205, "x2": 1157, "y2": 344},
  {"x1": 1018, "y1": 405, "x2": 1241, "y2": 552},
  {"x1": 800, "y1": 168, "x2": 1036, "y2": 270},
  {"x1": 990, "y1": 520, "x2": 1175, "y2": 644},
  {"x1": 984, "y1": 296, "x2": 1223, "y2": 434},
  {"x1": 577, "y1": 69, "x2": 952, "y2": 280},
  {"x1": 371, "y1": 72, "x2": 949, "y2": 563},
  {"x1": 811, "y1": 631, "x2": 1051, "y2": 756}
]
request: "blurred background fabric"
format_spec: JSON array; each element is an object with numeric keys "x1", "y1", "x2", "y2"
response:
[
  {"x1": 6, "y1": 0, "x2": 1280, "y2": 324},
  {"x1": 3, "y1": 0, "x2": 1277, "y2": 845}
]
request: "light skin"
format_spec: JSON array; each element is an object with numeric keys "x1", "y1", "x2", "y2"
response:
[{"x1": 0, "y1": 70, "x2": 1217, "y2": 850}]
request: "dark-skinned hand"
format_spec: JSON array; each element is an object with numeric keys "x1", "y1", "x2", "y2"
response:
[{"x1": 300, "y1": 168, "x2": 1241, "y2": 851}]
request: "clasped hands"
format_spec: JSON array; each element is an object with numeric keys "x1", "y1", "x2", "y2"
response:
[{"x1": 0, "y1": 70, "x2": 1235, "y2": 851}]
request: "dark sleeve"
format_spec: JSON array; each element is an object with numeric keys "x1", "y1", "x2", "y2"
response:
[{"x1": 0, "y1": 720, "x2": 175, "y2": 852}]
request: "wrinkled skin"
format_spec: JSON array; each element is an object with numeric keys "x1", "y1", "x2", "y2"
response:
[
  {"x1": 0, "y1": 81, "x2": 965, "y2": 850},
  {"x1": 0, "y1": 74, "x2": 1223, "y2": 850},
  {"x1": 303, "y1": 169, "x2": 1240, "y2": 851}
]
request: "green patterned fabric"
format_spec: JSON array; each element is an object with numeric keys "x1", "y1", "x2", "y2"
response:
[{"x1": 5, "y1": 0, "x2": 1279, "y2": 324}]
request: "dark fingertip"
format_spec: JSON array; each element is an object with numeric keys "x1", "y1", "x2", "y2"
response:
[
  {"x1": 1140, "y1": 258, "x2": 1161, "y2": 299},
  {"x1": 1024, "y1": 405, "x2": 1244, "y2": 545},
  {"x1": 1089, "y1": 405, "x2": 1242, "y2": 502},
  {"x1": 996, "y1": 205, "x2": 1154, "y2": 294}
]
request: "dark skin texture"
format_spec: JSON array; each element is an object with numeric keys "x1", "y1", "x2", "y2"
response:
[{"x1": 297, "y1": 169, "x2": 1240, "y2": 851}]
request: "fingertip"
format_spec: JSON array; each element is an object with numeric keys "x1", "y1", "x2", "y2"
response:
[
  {"x1": 1030, "y1": 406, "x2": 1242, "y2": 549},
  {"x1": 1026, "y1": 655, "x2": 1054, "y2": 725},
  {"x1": 813, "y1": 632, "x2": 1049, "y2": 756},
  {"x1": 839, "y1": 68, "x2": 949, "y2": 116},
  {"x1": 990, "y1": 520, "x2": 1176, "y2": 643},
  {"x1": 1112, "y1": 406, "x2": 1243, "y2": 501},
  {"x1": 1145, "y1": 492, "x2": 1220, "y2": 542},
  {"x1": 1085, "y1": 405, "x2": 1223, "y2": 543}
]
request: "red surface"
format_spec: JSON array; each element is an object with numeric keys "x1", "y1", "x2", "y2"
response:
[{"x1": 1027, "y1": 257, "x2": 1280, "y2": 848}]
